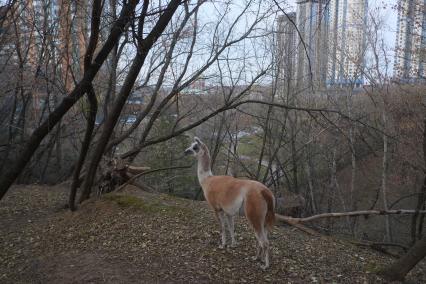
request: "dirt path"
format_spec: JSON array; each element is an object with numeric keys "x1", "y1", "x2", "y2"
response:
[{"x1": 1, "y1": 184, "x2": 425, "y2": 283}]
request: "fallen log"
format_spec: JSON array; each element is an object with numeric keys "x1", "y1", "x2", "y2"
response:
[
  {"x1": 277, "y1": 210, "x2": 426, "y2": 224},
  {"x1": 126, "y1": 165, "x2": 152, "y2": 175},
  {"x1": 275, "y1": 214, "x2": 320, "y2": 236},
  {"x1": 116, "y1": 165, "x2": 192, "y2": 192},
  {"x1": 276, "y1": 212, "x2": 411, "y2": 254},
  {"x1": 274, "y1": 210, "x2": 426, "y2": 236},
  {"x1": 98, "y1": 157, "x2": 151, "y2": 194}
]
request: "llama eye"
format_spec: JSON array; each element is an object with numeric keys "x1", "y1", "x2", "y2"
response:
[{"x1": 193, "y1": 144, "x2": 199, "y2": 151}]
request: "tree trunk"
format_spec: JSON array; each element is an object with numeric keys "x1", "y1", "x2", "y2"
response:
[
  {"x1": 290, "y1": 124, "x2": 299, "y2": 194},
  {"x1": 349, "y1": 126, "x2": 357, "y2": 233},
  {"x1": 411, "y1": 117, "x2": 426, "y2": 244},
  {"x1": 306, "y1": 157, "x2": 317, "y2": 214},
  {"x1": 69, "y1": 85, "x2": 97, "y2": 210},
  {"x1": 347, "y1": 89, "x2": 358, "y2": 234},
  {"x1": 381, "y1": 105, "x2": 392, "y2": 242},
  {"x1": 79, "y1": 0, "x2": 183, "y2": 201},
  {"x1": 379, "y1": 236, "x2": 426, "y2": 281},
  {"x1": 69, "y1": 0, "x2": 102, "y2": 211}
]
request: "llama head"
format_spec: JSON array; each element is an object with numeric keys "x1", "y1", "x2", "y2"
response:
[{"x1": 184, "y1": 137, "x2": 206, "y2": 157}]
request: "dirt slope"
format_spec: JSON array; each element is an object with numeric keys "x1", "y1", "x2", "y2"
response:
[{"x1": 1, "y1": 184, "x2": 425, "y2": 283}]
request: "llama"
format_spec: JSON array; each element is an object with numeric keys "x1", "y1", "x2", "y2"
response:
[{"x1": 184, "y1": 137, "x2": 275, "y2": 269}]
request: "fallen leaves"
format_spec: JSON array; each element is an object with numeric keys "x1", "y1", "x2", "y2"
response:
[{"x1": 1, "y1": 185, "x2": 426, "y2": 283}]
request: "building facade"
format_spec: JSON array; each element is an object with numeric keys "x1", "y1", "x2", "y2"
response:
[
  {"x1": 276, "y1": 13, "x2": 298, "y2": 94},
  {"x1": 327, "y1": 0, "x2": 368, "y2": 87},
  {"x1": 394, "y1": 0, "x2": 426, "y2": 81},
  {"x1": 275, "y1": 0, "x2": 368, "y2": 91},
  {"x1": 295, "y1": 0, "x2": 329, "y2": 89}
]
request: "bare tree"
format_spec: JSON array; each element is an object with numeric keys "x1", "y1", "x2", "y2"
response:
[
  {"x1": 79, "y1": 0, "x2": 186, "y2": 200},
  {"x1": 0, "y1": 0, "x2": 140, "y2": 198}
]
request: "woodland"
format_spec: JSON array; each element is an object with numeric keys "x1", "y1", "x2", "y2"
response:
[{"x1": 0, "y1": 0, "x2": 426, "y2": 283}]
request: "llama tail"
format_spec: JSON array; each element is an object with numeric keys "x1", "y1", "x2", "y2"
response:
[{"x1": 261, "y1": 188, "x2": 275, "y2": 230}]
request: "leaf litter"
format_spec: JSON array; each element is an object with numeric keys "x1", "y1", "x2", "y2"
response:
[{"x1": 1, "y1": 183, "x2": 425, "y2": 283}]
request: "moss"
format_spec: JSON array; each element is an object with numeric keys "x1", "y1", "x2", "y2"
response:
[
  {"x1": 104, "y1": 194, "x2": 142, "y2": 207},
  {"x1": 158, "y1": 194, "x2": 178, "y2": 201},
  {"x1": 365, "y1": 262, "x2": 381, "y2": 273}
]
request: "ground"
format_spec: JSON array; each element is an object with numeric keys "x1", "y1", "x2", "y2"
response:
[{"x1": 1, "y1": 184, "x2": 425, "y2": 283}]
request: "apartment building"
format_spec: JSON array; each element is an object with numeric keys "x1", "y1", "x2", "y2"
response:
[
  {"x1": 327, "y1": 0, "x2": 368, "y2": 87},
  {"x1": 394, "y1": 0, "x2": 426, "y2": 81},
  {"x1": 295, "y1": 0, "x2": 329, "y2": 89},
  {"x1": 276, "y1": 13, "x2": 298, "y2": 94}
]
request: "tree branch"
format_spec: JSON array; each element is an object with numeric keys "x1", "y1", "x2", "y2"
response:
[
  {"x1": 276, "y1": 210, "x2": 426, "y2": 225},
  {"x1": 116, "y1": 164, "x2": 192, "y2": 191}
]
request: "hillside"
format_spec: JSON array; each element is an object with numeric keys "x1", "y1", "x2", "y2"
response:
[{"x1": 1, "y1": 184, "x2": 426, "y2": 283}]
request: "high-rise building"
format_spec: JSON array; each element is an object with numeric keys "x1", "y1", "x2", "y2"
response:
[
  {"x1": 327, "y1": 0, "x2": 368, "y2": 87},
  {"x1": 0, "y1": 1, "x2": 89, "y2": 114},
  {"x1": 0, "y1": 5, "x2": 15, "y2": 62},
  {"x1": 295, "y1": 0, "x2": 329, "y2": 89},
  {"x1": 394, "y1": 0, "x2": 426, "y2": 81},
  {"x1": 18, "y1": 1, "x2": 89, "y2": 91},
  {"x1": 276, "y1": 13, "x2": 298, "y2": 94},
  {"x1": 3, "y1": 1, "x2": 60, "y2": 70}
]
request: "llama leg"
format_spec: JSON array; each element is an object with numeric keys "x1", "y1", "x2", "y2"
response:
[
  {"x1": 249, "y1": 227, "x2": 264, "y2": 261},
  {"x1": 244, "y1": 193, "x2": 264, "y2": 261},
  {"x1": 251, "y1": 225, "x2": 270, "y2": 268},
  {"x1": 217, "y1": 211, "x2": 227, "y2": 249},
  {"x1": 251, "y1": 240, "x2": 261, "y2": 261},
  {"x1": 259, "y1": 229, "x2": 270, "y2": 270},
  {"x1": 260, "y1": 230, "x2": 268, "y2": 260},
  {"x1": 226, "y1": 215, "x2": 237, "y2": 247}
]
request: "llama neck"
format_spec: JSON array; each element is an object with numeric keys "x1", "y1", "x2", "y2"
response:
[{"x1": 197, "y1": 150, "x2": 213, "y2": 184}]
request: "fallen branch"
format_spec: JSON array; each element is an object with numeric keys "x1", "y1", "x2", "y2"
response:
[
  {"x1": 123, "y1": 180, "x2": 156, "y2": 192},
  {"x1": 275, "y1": 214, "x2": 320, "y2": 236},
  {"x1": 97, "y1": 158, "x2": 151, "y2": 194},
  {"x1": 279, "y1": 210, "x2": 426, "y2": 224},
  {"x1": 116, "y1": 164, "x2": 192, "y2": 191},
  {"x1": 126, "y1": 165, "x2": 152, "y2": 175}
]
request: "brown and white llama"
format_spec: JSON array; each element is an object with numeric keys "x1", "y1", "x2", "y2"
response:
[{"x1": 184, "y1": 137, "x2": 275, "y2": 269}]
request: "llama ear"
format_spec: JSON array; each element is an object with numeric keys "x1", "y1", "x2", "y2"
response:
[{"x1": 194, "y1": 137, "x2": 202, "y2": 144}]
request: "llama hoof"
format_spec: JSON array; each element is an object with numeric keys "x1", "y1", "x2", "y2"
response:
[
  {"x1": 251, "y1": 256, "x2": 260, "y2": 261},
  {"x1": 260, "y1": 264, "x2": 269, "y2": 270},
  {"x1": 230, "y1": 242, "x2": 238, "y2": 248}
]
